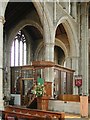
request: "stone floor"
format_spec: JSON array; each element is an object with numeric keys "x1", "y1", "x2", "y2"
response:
[{"x1": 65, "y1": 113, "x2": 89, "y2": 119}]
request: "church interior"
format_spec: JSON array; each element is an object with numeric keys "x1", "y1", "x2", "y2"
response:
[{"x1": 0, "y1": 1, "x2": 90, "y2": 119}]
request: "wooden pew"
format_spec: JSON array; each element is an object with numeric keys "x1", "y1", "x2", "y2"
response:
[
  {"x1": 1, "y1": 110, "x2": 45, "y2": 120},
  {"x1": 2, "y1": 105, "x2": 65, "y2": 120}
]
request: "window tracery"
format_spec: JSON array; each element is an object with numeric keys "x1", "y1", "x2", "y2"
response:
[{"x1": 11, "y1": 30, "x2": 27, "y2": 66}]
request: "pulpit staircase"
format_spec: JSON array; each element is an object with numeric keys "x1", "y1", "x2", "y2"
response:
[
  {"x1": 17, "y1": 76, "x2": 37, "y2": 108},
  {"x1": 23, "y1": 85, "x2": 37, "y2": 109},
  {"x1": 10, "y1": 65, "x2": 38, "y2": 108}
]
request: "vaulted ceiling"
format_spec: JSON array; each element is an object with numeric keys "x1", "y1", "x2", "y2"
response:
[
  {"x1": 4, "y1": 2, "x2": 43, "y2": 40},
  {"x1": 5, "y1": 2, "x2": 35, "y2": 29}
]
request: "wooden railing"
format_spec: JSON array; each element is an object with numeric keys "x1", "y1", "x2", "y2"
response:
[
  {"x1": 57, "y1": 94, "x2": 90, "y2": 104},
  {"x1": 26, "y1": 94, "x2": 36, "y2": 107},
  {"x1": 2, "y1": 105, "x2": 65, "y2": 120},
  {"x1": 57, "y1": 94, "x2": 80, "y2": 102},
  {"x1": 24, "y1": 83, "x2": 36, "y2": 107}
]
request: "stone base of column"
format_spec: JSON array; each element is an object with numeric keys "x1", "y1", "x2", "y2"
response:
[
  {"x1": 0, "y1": 99, "x2": 4, "y2": 110},
  {"x1": 80, "y1": 96, "x2": 88, "y2": 117},
  {"x1": 73, "y1": 86, "x2": 78, "y2": 95}
]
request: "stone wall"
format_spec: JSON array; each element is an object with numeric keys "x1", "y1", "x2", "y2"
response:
[{"x1": 48, "y1": 99, "x2": 90, "y2": 116}]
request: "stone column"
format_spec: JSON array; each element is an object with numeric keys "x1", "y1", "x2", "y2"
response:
[
  {"x1": 45, "y1": 43, "x2": 54, "y2": 82},
  {"x1": 0, "y1": 16, "x2": 5, "y2": 110},
  {"x1": 44, "y1": 42, "x2": 54, "y2": 97},
  {"x1": 45, "y1": 43, "x2": 54, "y2": 62},
  {"x1": 44, "y1": 43, "x2": 49, "y2": 61},
  {"x1": 65, "y1": 57, "x2": 72, "y2": 68},
  {"x1": 65, "y1": 56, "x2": 79, "y2": 94},
  {"x1": 43, "y1": 2, "x2": 55, "y2": 97},
  {"x1": 71, "y1": 57, "x2": 79, "y2": 95},
  {"x1": 44, "y1": 42, "x2": 54, "y2": 81},
  {"x1": 80, "y1": 3, "x2": 88, "y2": 95}
]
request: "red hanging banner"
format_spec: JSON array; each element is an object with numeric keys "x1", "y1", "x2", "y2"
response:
[{"x1": 75, "y1": 75, "x2": 82, "y2": 87}]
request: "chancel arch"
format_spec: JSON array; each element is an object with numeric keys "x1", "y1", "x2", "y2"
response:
[
  {"x1": 4, "y1": 2, "x2": 43, "y2": 97},
  {"x1": 4, "y1": 2, "x2": 43, "y2": 64}
]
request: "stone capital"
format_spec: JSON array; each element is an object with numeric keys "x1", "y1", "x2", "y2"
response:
[
  {"x1": 45, "y1": 42, "x2": 55, "y2": 46},
  {"x1": 0, "y1": 16, "x2": 5, "y2": 24}
]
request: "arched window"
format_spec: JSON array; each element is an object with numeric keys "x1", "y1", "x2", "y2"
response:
[{"x1": 11, "y1": 30, "x2": 27, "y2": 66}]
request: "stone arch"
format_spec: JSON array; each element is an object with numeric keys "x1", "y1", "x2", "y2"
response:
[
  {"x1": 33, "y1": 2, "x2": 54, "y2": 43},
  {"x1": 7, "y1": 20, "x2": 43, "y2": 48},
  {"x1": 4, "y1": 1, "x2": 47, "y2": 72},
  {"x1": 6, "y1": 20, "x2": 43, "y2": 69},
  {"x1": 3, "y1": 2, "x2": 44, "y2": 96},
  {"x1": 0, "y1": 2, "x2": 8, "y2": 17},
  {"x1": 4, "y1": 1, "x2": 53, "y2": 44},
  {"x1": 35, "y1": 38, "x2": 68, "y2": 62},
  {"x1": 35, "y1": 41, "x2": 44, "y2": 60},
  {"x1": 55, "y1": 16, "x2": 79, "y2": 58},
  {"x1": 55, "y1": 38, "x2": 68, "y2": 58}
]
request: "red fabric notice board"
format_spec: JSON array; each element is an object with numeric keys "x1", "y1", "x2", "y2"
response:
[{"x1": 75, "y1": 79, "x2": 82, "y2": 87}]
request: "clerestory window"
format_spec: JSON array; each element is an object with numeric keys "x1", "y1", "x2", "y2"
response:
[{"x1": 11, "y1": 30, "x2": 27, "y2": 66}]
